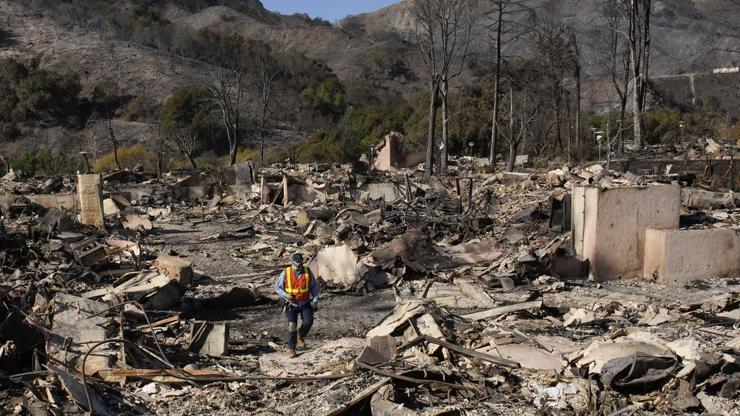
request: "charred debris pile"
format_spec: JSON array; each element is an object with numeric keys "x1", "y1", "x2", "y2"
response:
[{"x1": 0, "y1": 140, "x2": 738, "y2": 415}]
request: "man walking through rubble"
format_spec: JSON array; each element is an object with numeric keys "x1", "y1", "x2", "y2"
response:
[{"x1": 275, "y1": 253, "x2": 319, "y2": 357}]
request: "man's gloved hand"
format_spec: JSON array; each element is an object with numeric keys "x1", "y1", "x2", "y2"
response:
[
  {"x1": 311, "y1": 300, "x2": 318, "y2": 311},
  {"x1": 285, "y1": 295, "x2": 296, "y2": 302}
]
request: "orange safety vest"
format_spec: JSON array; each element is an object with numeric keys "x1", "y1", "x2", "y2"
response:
[{"x1": 284, "y1": 266, "x2": 311, "y2": 302}]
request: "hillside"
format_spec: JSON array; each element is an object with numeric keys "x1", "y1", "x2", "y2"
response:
[
  {"x1": 0, "y1": 0, "x2": 738, "y2": 164},
  {"x1": 351, "y1": 0, "x2": 740, "y2": 77},
  {"x1": 0, "y1": 1, "x2": 216, "y2": 154},
  {"x1": 2, "y1": 0, "x2": 736, "y2": 103}
]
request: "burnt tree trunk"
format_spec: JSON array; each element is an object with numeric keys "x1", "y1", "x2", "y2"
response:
[
  {"x1": 489, "y1": 2, "x2": 504, "y2": 168},
  {"x1": 425, "y1": 79, "x2": 440, "y2": 177},
  {"x1": 506, "y1": 86, "x2": 516, "y2": 172},
  {"x1": 440, "y1": 76, "x2": 449, "y2": 175}
]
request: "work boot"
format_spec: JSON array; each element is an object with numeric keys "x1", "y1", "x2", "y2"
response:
[
  {"x1": 296, "y1": 336, "x2": 305, "y2": 349},
  {"x1": 286, "y1": 348, "x2": 298, "y2": 358}
]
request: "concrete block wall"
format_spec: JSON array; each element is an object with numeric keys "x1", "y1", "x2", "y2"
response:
[
  {"x1": 374, "y1": 134, "x2": 401, "y2": 171},
  {"x1": 572, "y1": 185, "x2": 681, "y2": 281},
  {"x1": 644, "y1": 229, "x2": 740, "y2": 282}
]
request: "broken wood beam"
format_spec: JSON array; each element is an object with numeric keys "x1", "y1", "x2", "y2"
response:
[
  {"x1": 475, "y1": 250, "x2": 512, "y2": 278},
  {"x1": 134, "y1": 315, "x2": 180, "y2": 332},
  {"x1": 405, "y1": 174, "x2": 412, "y2": 203},
  {"x1": 355, "y1": 361, "x2": 477, "y2": 392},
  {"x1": 97, "y1": 368, "x2": 353, "y2": 384},
  {"x1": 461, "y1": 300, "x2": 543, "y2": 322},
  {"x1": 397, "y1": 335, "x2": 520, "y2": 368}
]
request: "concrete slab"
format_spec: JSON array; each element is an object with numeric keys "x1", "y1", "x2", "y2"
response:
[
  {"x1": 189, "y1": 322, "x2": 229, "y2": 357},
  {"x1": 441, "y1": 238, "x2": 502, "y2": 264},
  {"x1": 572, "y1": 185, "x2": 680, "y2": 281},
  {"x1": 424, "y1": 279, "x2": 496, "y2": 309},
  {"x1": 482, "y1": 343, "x2": 565, "y2": 371},
  {"x1": 362, "y1": 182, "x2": 404, "y2": 202},
  {"x1": 102, "y1": 198, "x2": 120, "y2": 216},
  {"x1": 48, "y1": 293, "x2": 118, "y2": 381},
  {"x1": 367, "y1": 301, "x2": 425, "y2": 338},
  {"x1": 643, "y1": 228, "x2": 739, "y2": 282},
  {"x1": 681, "y1": 188, "x2": 739, "y2": 209}
]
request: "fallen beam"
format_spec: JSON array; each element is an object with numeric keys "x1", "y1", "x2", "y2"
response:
[
  {"x1": 475, "y1": 250, "x2": 512, "y2": 278},
  {"x1": 134, "y1": 315, "x2": 180, "y2": 332},
  {"x1": 397, "y1": 335, "x2": 520, "y2": 368},
  {"x1": 461, "y1": 300, "x2": 543, "y2": 322},
  {"x1": 355, "y1": 361, "x2": 476, "y2": 392},
  {"x1": 97, "y1": 368, "x2": 352, "y2": 384}
]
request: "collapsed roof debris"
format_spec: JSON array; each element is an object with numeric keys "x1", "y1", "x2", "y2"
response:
[{"x1": 0, "y1": 142, "x2": 738, "y2": 415}]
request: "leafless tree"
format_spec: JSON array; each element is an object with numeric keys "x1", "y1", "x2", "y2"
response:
[
  {"x1": 568, "y1": 29, "x2": 582, "y2": 157},
  {"x1": 207, "y1": 34, "x2": 250, "y2": 166},
  {"x1": 92, "y1": 80, "x2": 122, "y2": 170},
  {"x1": 105, "y1": 114, "x2": 121, "y2": 170},
  {"x1": 533, "y1": 13, "x2": 576, "y2": 158},
  {"x1": 0, "y1": 153, "x2": 8, "y2": 176},
  {"x1": 165, "y1": 123, "x2": 200, "y2": 169},
  {"x1": 600, "y1": 0, "x2": 632, "y2": 154},
  {"x1": 412, "y1": 0, "x2": 441, "y2": 177},
  {"x1": 438, "y1": 0, "x2": 476, "y2": 174},
  {"x1": 411, "y1": 0, "x2": 476, "y2": 176},
  {"x1": 485, "y1": 0, "x2": 530, "y2": 167},
  {"x1": 504, "y1": 84, "x2": 540, "y2": 172},
  {"x1": 249, "y1": 41, "x2": 281, "y2": 167},
  {"x1": 154, "y1": 123, "x2": 165, "y2": 178},
  {"x1": 616, "y1": 0, "x2": 652, "y2": 149}
]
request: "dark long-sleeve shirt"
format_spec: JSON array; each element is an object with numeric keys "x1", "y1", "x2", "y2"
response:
[{"x1": 275, "y1": 266, "x2": 319, "y2": 307}]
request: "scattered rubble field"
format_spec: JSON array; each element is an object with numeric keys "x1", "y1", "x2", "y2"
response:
[{"x1": 0, "y1": 148, "x2": 738, "y2": 415}]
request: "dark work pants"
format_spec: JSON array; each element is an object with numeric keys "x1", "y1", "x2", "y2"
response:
[{"x1": 285, "y1": 303, "x2": 314, "y2": 351}]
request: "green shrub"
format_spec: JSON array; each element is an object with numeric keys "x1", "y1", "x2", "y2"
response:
[
  {"x1": 644, "y1": 109, "x2": 682, "y2": 144},
  {"x1": 15, "y1": 70, "x2": 83, "y2": 124},
  {"x1": 11, "y1": 148, "x2": 79, "y2": 176},
  {"x1": 0, "y1": 122, "x2": 21, "y2": 140},
  {"x1": 344, "y1": 105, "x2": 411, "y2": 149},
  {"x1": 122, "y1": 93, "x2": 160, "y2": 121},
  {"x1": 0, "y1": 59, "x2": 85, "y2": 127},
  {"x1": 160, "y1": 86, "x2": 210, "y2": 138},
  {"x1": 292, "y1": 132, "x2": 345, "y2": 163},
  {"x1": 300, "y1": 77, "x2": 346, "y2": 119}
]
